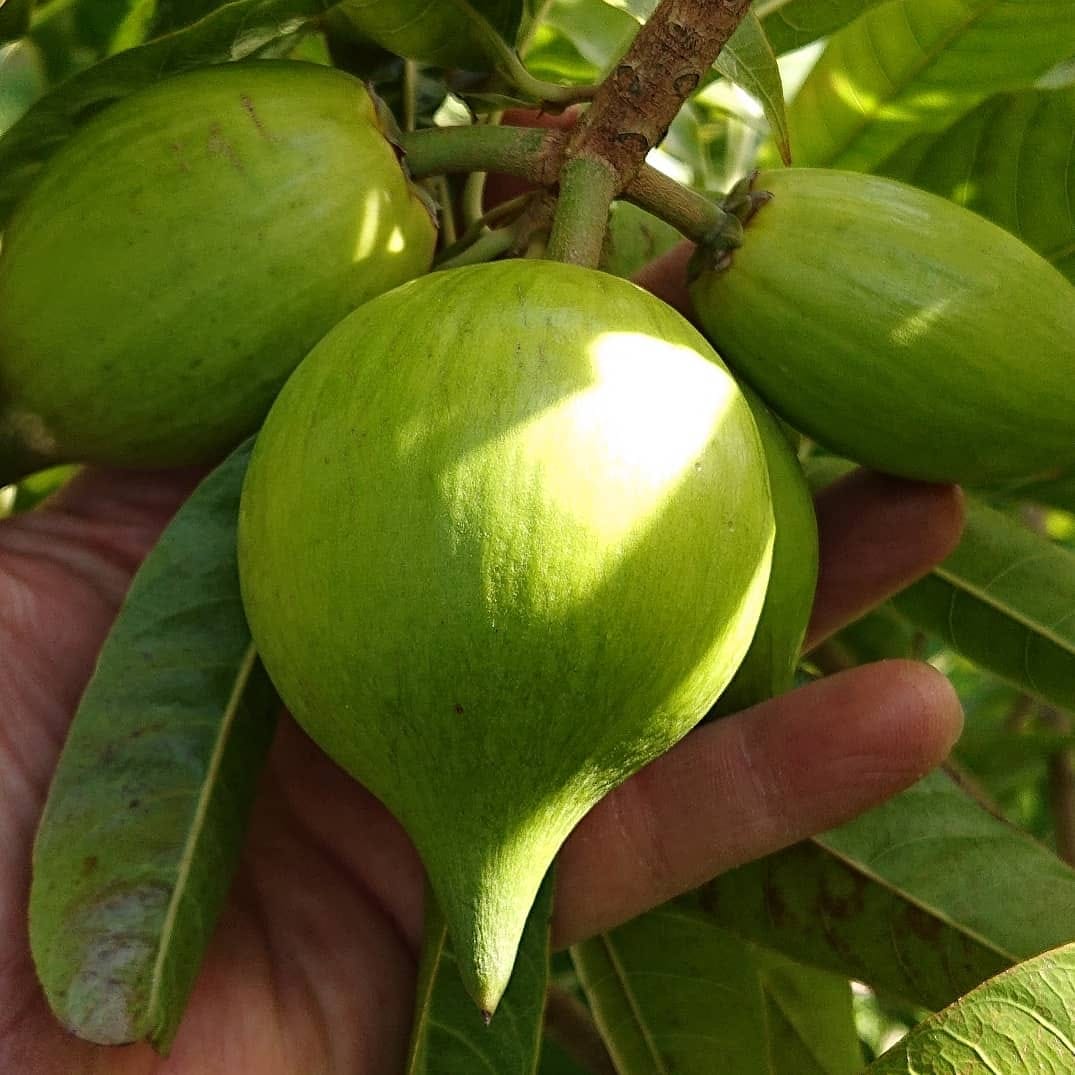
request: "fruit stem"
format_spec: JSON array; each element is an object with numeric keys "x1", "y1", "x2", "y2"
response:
[
  {"x1": 400, "y1": 125, "x2": 557, "y2": 186},
  {"x1": 626, "y1": 164, "x2": 734, "y2": 243},
  {"x1": 435, "y1": 192, "x2": 535, "y2": 266},
  {"x1": 434, "y1": 226, "x2": 515, "y2": 271},
  {"x1": 546, "y1": 156, "x2": 619, "y2": 267}
]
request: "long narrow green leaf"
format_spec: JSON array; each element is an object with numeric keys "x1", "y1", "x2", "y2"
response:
[
  {"x1": 891, "y1": 497, "x2": 1075, "y2": 713},
  {"x1": 0, "y1": 0, "x2": 332, "y2": 225},
  {"x1": 702, "y1": 770, "x2": 1075, "y2": 1011},
  {"x1": 407, "y1": 871, "x2": 554, "y2": 1074},
  {"x1": 880, "y1": 86, "x2": 1075, "y2": 280},
  {"x1": 574, "y1": 900, "x2": 862, "y2": 1074},
  {"x1": 867, "y1": 941, "x2": 1075, "y2": 1072},
  {"x1": 29, "y1": 442, "x2": 279, "y2": 1053},
  {"x1": 783, "y1": 0, "x2": 1075, "y2": 172}
]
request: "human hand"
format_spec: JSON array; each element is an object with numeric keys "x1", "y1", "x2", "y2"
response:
[{"x1": 0, "y1": 270, "x2": 963, "y2": 1075}]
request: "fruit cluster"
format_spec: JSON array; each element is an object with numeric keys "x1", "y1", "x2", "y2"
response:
[{"x1": 9, "y1": 59, "x2": 1072, "y2": 1018}]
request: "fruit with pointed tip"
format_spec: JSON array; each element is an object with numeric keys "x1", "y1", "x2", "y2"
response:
[
  {"x1": 689, "y1": 169, "x2": 1075, "y2": 485},
  {"x1": 237, "y1": 260, "x2": 775, "y2": 1014},
  {"x1": 0, "y1": 61, "x2": 436, "y2": 484}
]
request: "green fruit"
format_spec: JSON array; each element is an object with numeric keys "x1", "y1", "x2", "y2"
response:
[
  {"x1": 336, "y1": 0, "x2": 501, "y2": 70},
  {"x1": 238, "y1": 260, "x2": 775, "y2": 1014},
  {"x1": 690, "y1": 168, "x2": 1075, "y2": 485},
  {"x1": 0, "y1": 62, "x2": 436, "y2": 483},
  {"x1": 710, "y1": 387, "x2": 817, "y2": 716}
]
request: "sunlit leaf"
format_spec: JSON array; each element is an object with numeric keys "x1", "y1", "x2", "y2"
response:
[
  {"x1": 782, "y1": 0, "x2": 1075, "y2": 172},
  {"x1": 757, "y1": 0, "x2": 888, "y2": 55},
  {"x1": 29, "y1": 442, "x2": 279, "y2": 1052},
  {"x1": 867, "y1": 941, "x2": 1075, "y2": 1072}
]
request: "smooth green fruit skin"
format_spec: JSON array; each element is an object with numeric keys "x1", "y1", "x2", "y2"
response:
[
  {"x1": 238, "y1": 260, "x2": 775, "y2": 1013},
  {"x1": 0, "y1": 62, "x2": 436, "y2": 479},
  {"x1": 337, "y1": 1, "x2": 492, "y2": 70},
  {"x1": 710, "y1": 387, "x2": 818, "y2": 717},
  {"x1": 690, "y1": 169, "x2": 1075, "y2": 485}
]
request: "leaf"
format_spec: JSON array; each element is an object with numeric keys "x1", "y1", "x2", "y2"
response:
[
  {"x1": 781, "y1": 0, "x2": 1075, "y2": 172},
  {"x1": 406, "y1": 870, "x2": 554, "y2": 1073},
  {"x1": 0, "y1": 0, "x2": 332, "y2": 227},
  {"x1": 757, "y1": 0, "x2": 888, "y2": 55},
  {"x1": 866, "y1": 941, "x2": 1075, "y2": 1073},
  {"x1": 340, "y1": 0, "x2": 526, "y2": 71},
  {"x1": 879, "y1": 86, "x2": 1075, "y2": 281},
  {"x1": 29, "y1": 441, "x2": 279, "y2": 1052},
  {"x1": 702, "y1": 769, "x2": 1075, "y2": 1012},
  {"x1": 573, "y1": 900, "x2": 862, "y2": 1074},
  {"x1": 717, "y1": 12, "x2": 790, "y2": 165},
  {"x1": 890, "y1": 496, "x2": 1075, "y2": 714},
  {"x1": 524, "y1": 0, "x2": 635, "y2": 82},
  {"x1": 0, "y1": 0, "x2": 33, "y2": 45}
]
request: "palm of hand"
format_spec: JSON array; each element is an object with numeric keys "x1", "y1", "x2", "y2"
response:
[{"x1": 0, "y1": 465, "x2": 963, "y2": 1074}]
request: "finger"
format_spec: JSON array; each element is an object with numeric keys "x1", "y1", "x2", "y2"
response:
[
  {"x1": 806, "y1": 471, "x2": 964, "y2": 650},
  {"x1": 554, "y1": 659, "x2": 962, "y2": 947},
  {"x1": 0, "y1": 468, "x2": 202, "y2": 804}
]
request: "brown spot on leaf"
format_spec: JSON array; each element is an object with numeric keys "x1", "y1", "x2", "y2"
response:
[{"x1": 82, "y1": 856, "x2": 98, "y2": 876}]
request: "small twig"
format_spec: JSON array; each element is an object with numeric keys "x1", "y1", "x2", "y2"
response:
[
  {"x1": 436, "y1": 192, "x2": 535, "y2": 266},
  {"x1": 544, "y1": 985, "x2": 618, "y2": 1075},
  {"x1": 435, "y1": 227, "x2": 515, "y2": 271},
  {"x1": 403, "y1": 60, "x2": 418, "y2": 133}
]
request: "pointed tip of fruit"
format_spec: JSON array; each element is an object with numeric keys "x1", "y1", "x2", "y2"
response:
[{"x1": 480, "y1": 1009, "x2": 493, "y2": 1026}]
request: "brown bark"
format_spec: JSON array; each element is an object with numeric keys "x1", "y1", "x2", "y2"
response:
[{"x1": 565, "y1": 0, "x2": 754, "y2": 190}]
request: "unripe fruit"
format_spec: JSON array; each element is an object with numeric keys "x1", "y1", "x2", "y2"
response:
[
  {"x1": 0, "y1": 62, "x2": 436, "y2": 483},
  {"x1": 238, "y1": 260, "x2": 775, "y2": 1014},
  {"x1": 709, "y1": 387, "x2": 817, "y2": 716},
  {"x1": 690, "y1": 169, "x2": 1075, "y2": 485}
]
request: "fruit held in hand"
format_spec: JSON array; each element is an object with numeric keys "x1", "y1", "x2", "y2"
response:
[
  {"x1": 690, "y1": 169, "x2": 1075, "y2": 484},
  {"x1": 238, "y1": 260, "x2": 775, "y2": 1013},
  {"x1": 710, "y1": 387, "x2": 817, "y2": 716},
  {"x1": 0, "y1": 61, "x2": 436, "y2": 483}
]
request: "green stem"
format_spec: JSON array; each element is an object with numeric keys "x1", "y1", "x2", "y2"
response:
[
  {"x1": 624, "y1": 165, "x2": 732, "y2": 243},
  {"x1": 402, "y1": 60, "x2": 418, "y2": 133},
  {"x1": 435, "y1": 227, "x2": 515, "y2": 271},
  {"x1": 400, "y1": 126, "x2": 552, "y2": 184},
  {"x1": 546, "y1": 156, "x2": 618, "y2": 268},
  {"x1": 437, "y1": 192, "x2": 533, "y2": 265},
  {"x1": 462, "y1": 168, "x2": 488, "y2": 229}
]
